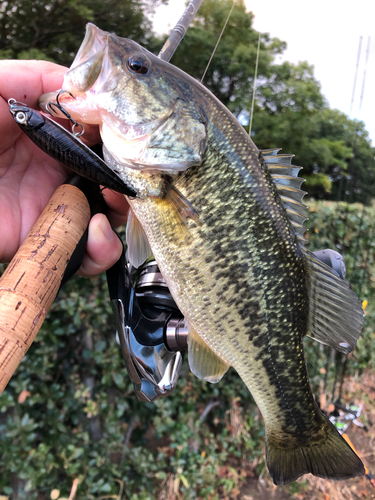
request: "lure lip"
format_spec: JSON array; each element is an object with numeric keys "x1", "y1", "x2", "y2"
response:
[{"x1": 8, "y1": 100, "x2": 137, "y2": 198}]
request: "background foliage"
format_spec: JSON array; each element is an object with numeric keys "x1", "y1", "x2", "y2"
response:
[
  {"x1": 0, "y1": 0, "x2": 166, "y2": 64},
  {"x1": 1, "y1": 203, "x2": 375, "y2": 499},
  {"x1": 1, "y1": 0, "x2": 375, "y2": 498}
]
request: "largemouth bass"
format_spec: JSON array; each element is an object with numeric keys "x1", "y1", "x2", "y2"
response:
[{"x1": 40, "y1": 23, "x2": 365, "y2": 485}]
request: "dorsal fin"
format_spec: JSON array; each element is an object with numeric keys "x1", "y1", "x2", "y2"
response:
[{"x1": 261, "y1": 149, "x2": 308, "y2": 244}]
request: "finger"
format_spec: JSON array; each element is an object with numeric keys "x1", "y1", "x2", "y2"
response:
[
  {"x1": 0, "y1": 60, "x2": 67, "y2": 107},
  {"x1": 77, "y1": 213, "x2": 123, "y2": 277},
  {"x1": 0, "y1": 60, "x2": 101, "y2": 145},
  {"x1": 102, "y1": 189, "x2": 130, "y2": 228},
  {"x1": 0, "y1": 61, "x2": 66, "y2": 153}
]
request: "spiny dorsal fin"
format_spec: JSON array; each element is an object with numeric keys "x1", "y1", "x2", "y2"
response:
[
  {"x1": 260, "y1": 148, "x2": 282, "y2": 157},
  {"x1": 261, "y1": 149, "x2": 308, "y2": 244}
]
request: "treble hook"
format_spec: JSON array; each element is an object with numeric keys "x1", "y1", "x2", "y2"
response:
[{"x1": 47, "y1": 90, "x2": 85, "y2": 137}]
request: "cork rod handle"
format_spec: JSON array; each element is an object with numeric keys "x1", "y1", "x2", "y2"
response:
[{"x1": 0, "y1": 184, "x2": 90, "y2": 393}]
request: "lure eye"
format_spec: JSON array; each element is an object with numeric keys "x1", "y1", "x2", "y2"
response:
[
  {"x1": 15, "y1": 111, "x2": 27, "y2": 124},
  {"x1": 127, "y1": 55, "x2": 150, "y2": 75}
]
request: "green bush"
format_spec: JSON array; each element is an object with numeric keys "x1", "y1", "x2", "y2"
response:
[
  {"x1": 306, "y1": 200, "x2": 375, "y2": 381},
  {"x1": 0, "y1": 268, "x2": 263, "y2": 499},
  {"x1": 1, "y1": 201, "x2": 375, "y2": 498}
]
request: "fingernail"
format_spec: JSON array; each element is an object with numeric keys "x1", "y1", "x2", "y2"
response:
[{"x1": 99, "y1": 216, "x2": 115, "y2": 241}]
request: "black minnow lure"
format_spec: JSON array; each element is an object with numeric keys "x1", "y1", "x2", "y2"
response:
[{"x1": 9, "y1": 101, "x2": 137, "y2": 198}]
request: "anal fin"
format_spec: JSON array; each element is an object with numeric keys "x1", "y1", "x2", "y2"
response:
[{"x1": 187, "y1": 325, "x2": 230, "y2": 383}]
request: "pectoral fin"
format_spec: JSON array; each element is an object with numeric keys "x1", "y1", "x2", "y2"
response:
[
  {"x1": 126, "y1": 208, "x2": 152, "y2": 269},
  {"x1": 303, "y1": 248, "x2": 364, "y2": 353},
  {"x1": 166, "y1": 185, "x2": 200, "y2": 225},
  {"x1": 188, "y1": 325, "x2": 230, "y2": 383}
]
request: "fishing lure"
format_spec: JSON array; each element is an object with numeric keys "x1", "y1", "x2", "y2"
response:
[{"x1": 8, "y1": 99, "x2": 137, "y2": 198}]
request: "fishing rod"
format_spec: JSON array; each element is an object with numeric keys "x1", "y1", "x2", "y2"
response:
[
  {"x1": 158, "y1": 0, "x2": 204, "y2": 61},
  {"x1": 0, "y1": 1, "x2": 205, "y2": 394}
]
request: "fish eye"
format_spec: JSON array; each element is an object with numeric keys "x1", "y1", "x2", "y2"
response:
[
  {"x1": 15, "y1": 111, "x2": 27, "y2": 124},
  {"x1": 126, "y1": 55, "x2": 150, "y2": 75}
]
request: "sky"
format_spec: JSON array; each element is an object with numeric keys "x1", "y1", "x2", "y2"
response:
[{"x1": 151, "y1": 0, "x2": 375, "y2": 145}]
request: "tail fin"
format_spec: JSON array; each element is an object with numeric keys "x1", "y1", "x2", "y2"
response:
[{"x1": 266, "y1": 419, "x2": 365, "y2": 485}]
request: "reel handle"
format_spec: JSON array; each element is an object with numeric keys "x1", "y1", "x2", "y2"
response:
[{"x1": 0, "y1": 183, "x2": 90, "y2": 394}]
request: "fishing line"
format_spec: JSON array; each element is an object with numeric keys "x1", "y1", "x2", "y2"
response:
[
  {"x1": 340, "y1": 125, "x2": 359, "y2": 255},
  {"x1": 338, "y1": 44, "x2": 364, "y2": 251},
  {"x1": 337, "y1": 36, "x2": 364, "y2": 250},
  {"x1": 344, "y1": 35, "x2": 371, "y2": 286},
  {"x1": 248, "y1": 32, "x2": 261, "y2": 137},
  {"x1": 349, "y1": 203, "x2": 365, "y2": 287},
  {"x1": 201, "y1": 0, "x2": 236, "y2": 83},
  {"x1": 349, "y1": 39, "x2": 372, "y2": 287}
]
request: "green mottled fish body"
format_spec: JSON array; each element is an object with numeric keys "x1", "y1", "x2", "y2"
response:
[
  {"x1": 46, "y1": 23, "x2": 365, "y2": 485},
  {"x1": 124, "y1": 108, "x2": 310, "y2": 429}
]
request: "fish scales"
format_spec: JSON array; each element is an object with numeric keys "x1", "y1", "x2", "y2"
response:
[
  {"x1": 130, "y1": 110, "x2": 313, "y2": 440},
  {"x1": 44, "y1": 23, "x2": 365, "y2": 485}
]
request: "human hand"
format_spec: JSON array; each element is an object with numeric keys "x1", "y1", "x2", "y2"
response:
[{"x1": 0, "y1": 60, "x2": 129, "y2": 276}]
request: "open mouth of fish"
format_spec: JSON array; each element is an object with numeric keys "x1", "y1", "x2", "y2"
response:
[
  {"x1": 40, "y1": 23, "x2": 206, "y2": 172},
  {"x1": 38, "y1": 24, "x2": 174, "y2": 169}
]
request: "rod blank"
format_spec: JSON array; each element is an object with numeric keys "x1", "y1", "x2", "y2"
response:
[{"x1": 158, "y1": 0, "x2": 204, "y2": 62}]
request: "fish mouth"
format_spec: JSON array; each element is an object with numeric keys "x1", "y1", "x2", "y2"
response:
[
  {"x1": 39, "y1": 23, "x2": 156, "y2": 128},
  {"x1": 39, "y1": 24, "x2": 109, "y2": 116},
  {"x1": 40, "y1": 23, "x2": 201, "y2": 172},
  {"x1": 39, "y1": 88, "x2": 175, "y2": 166}
]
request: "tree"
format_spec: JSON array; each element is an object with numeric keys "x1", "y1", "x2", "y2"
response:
[
  {"x1": 168, "y1": 0, "x2": 285, "y2": 112},
  {"x1": 166, "y1": 1, "x2": 375, "y2": 204},
  {"x1": 250, "y1": 61, "x2": 341, "y2": 199},
  {"x1": 0, "y1": 0, "x2": 166, "y2": 66},
  {"x1": 251, "y1": 61, "x2": 325, "y2": 152},
  {"x1": 1, "y1": 0, "x2": 373, "y2": 202},
  {"x1": 253, "y1": 76, "x2": 375, "y2": 203}
]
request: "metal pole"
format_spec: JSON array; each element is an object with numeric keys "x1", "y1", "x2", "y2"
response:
[
  {"x1": 359, "y1": 36, "x2": 371, "y2": 111},
  {"x1": 350, "y1": 36, "x2": 362, "y2": 116},
  {"x1": 158, "y1": 0, "x2": 204, "y2": 62}
]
